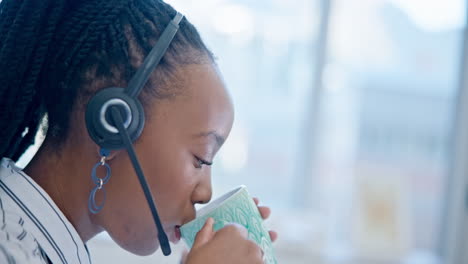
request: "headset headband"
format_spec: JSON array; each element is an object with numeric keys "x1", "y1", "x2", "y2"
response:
[{"x1": 126, "y1": 12, "x2": 184, "y2": 98}]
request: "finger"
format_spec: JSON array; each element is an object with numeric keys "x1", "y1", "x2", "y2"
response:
[
  {"x1": 221, "y1": 223, "x2": 248, "y2": 238},
  {"x1": 258, "y1": 206, "x2": 271, "y2": 219},
  {"x1": 253, "y1": 197, "x2": 260, "y2": 205},
  {"x1": 246, "y1": 239, "x2": 263, "y2": 261},
  {"x1": 269, "y1": 231, "x2": 278, "y2": 242},
  {"x1": 192, "y1": 218, "x2": 215, "y2": 250}
]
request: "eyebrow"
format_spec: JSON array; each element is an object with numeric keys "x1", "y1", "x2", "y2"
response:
[{"x1": 195, "y1": 131, "x2": 226, "y2": 147}]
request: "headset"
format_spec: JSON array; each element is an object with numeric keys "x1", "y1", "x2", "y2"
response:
[{"x1": 85, "y1": 12, "x2": 184, "y2": 257}]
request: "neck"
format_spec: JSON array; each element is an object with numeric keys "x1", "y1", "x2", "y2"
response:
[{"x1": 24, "y1": 142, "x2": 102, "y2": 243}]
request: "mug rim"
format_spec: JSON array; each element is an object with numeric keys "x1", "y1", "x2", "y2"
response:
[{"x1": 196, "y1": 185, "x2": 246, "y2": 218}]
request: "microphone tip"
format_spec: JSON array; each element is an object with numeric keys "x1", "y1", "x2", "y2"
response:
[{"x1": 160, "y1": 233, "x2": 172, "y2": 256}]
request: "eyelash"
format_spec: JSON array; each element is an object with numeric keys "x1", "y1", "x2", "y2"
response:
[{"x1": 195, "y1": 156, "x2": 213, "y2": 169}]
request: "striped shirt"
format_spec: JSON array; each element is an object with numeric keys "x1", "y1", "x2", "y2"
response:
[{"x1": 0, "y1": 158, "x2": 91, "y2": 264}]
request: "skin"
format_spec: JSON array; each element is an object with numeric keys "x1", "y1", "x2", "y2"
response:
[{"x1": 24, "y1": 62, "x2": 277, "y2": 259}]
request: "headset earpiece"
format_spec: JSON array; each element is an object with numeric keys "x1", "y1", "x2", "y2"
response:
[{"x1": 85, "y1": 87, "x2": 144, "y2": 150}]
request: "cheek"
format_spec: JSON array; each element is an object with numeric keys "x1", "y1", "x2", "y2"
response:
[
  {"x1": 97, "y1": 174, "x2": 160, "y2": 256},
  {"x1": 136, "y1": 137, "x2": 198, "y2": 221},
  {"x1": 100, "y1": 147, "x2": 196, "y2": 256},
  {"x1": 97, "y1": 105, "x2": 202, "y2": 254}
]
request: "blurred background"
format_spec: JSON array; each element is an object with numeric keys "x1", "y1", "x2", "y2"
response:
[{"x1": 17, "y1": 0, "x2": 468, "y2": 263}]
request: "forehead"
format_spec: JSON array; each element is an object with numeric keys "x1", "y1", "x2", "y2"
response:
[{"x1": 146, "y1": 63, "x2": 234, "y2": 138}]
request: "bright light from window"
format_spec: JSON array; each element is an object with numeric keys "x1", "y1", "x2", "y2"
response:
[
  {"x1": 212, "y1": 4, "x2": 255, "y2": 40},
  {"x1": 218, "y1": 124, "x2": 249, "y2": 172},
  {"x1": 390, "y1": 0, "x2": 466, "y2": 32}
]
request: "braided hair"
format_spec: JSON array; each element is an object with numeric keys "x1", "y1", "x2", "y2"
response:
[{"x1": 0, "y1": 0, "x2": 213, "y2": 161}]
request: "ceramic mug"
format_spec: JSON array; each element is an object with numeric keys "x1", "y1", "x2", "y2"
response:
[{"x1": 180, "y1": 185, "x2": 277, "y2": 264}]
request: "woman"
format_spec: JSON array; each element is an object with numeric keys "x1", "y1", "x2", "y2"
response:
[{"x1": 0, "y1": 0, "x2": 277, "y2": 263}]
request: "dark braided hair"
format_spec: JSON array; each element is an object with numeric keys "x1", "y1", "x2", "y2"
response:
[{"x1": 0, "y1": 0, "x2": 214, "y2": 161}]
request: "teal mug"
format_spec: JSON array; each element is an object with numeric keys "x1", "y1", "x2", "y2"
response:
[{"x1": 180, "y1": 185, "x2": 278, "y2": 264}]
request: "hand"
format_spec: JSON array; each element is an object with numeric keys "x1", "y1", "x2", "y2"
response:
[
  {"x1": 254, "y1": 197, "x2": 278, "y2": 242},
  {"x1": 184, "y1": 218, "x2": 263, "y2": 264}
]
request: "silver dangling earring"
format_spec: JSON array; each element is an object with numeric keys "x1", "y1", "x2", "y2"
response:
[{"x1": 88, "y1": 149, "x2": 111, "y2": 214}]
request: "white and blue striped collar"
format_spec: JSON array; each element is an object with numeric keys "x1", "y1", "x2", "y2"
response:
[{"x1": 0, "y1": 158, "x2": 91, "y2": 264}]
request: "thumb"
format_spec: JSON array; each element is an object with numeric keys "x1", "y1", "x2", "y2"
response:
[{"x1": 191, "y1": 218, "x2": 215, "y2": 250}]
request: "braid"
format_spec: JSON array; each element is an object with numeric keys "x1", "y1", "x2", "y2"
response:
[
  {"x1": 6, "y1": 1, "x2": 65, "y2": 160},
  {"x1": 7, "y1": 100, "x2": 43, "y2": 161},
  {"x1": 0, "y1": 0, "x2": 214, "y2": 161},
  {"x1": 0, "y1": 0, "x2": 21, "y2": 46},
  {"x1": 126, "y1": 5, "x2": 153, "y2": 52},
  {"x1": 53, "y1": 1, "x2": 102, "y2": 59},
  {"x1": 62, "y1": 1, "x2": 128, "y2": 81},
  {"x1": 0, "y1": 0, "x2": 65, "y2": 159}
]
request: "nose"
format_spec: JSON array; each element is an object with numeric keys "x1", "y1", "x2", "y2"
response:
[{"x1": 191, "y1": 170, "x2": 212, "y2": 205}]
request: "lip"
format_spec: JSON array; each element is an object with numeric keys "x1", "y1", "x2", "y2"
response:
[
  {"x1": 175, "y1": 226, "x2": 181, "y2": 241},
  {"x1": 167, "y1": 226, "x2": 181, "y2": 244}
]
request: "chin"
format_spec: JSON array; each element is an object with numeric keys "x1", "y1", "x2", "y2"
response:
[{"x1": 127, "y1": 243, "x2": 160, "y2": 256}]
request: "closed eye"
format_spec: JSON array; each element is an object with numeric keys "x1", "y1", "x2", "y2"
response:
[{"x1": 194, "y1": 156, "x2": 213, "y2": 169}]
